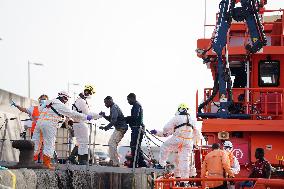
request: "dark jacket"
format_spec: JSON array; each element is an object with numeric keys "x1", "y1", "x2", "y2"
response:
[
  {"x1": 127, "y1": 101, "x2": 143, "y2": 128},
  {"x1": 104, "y1": 103, "x2": 128, "y2": 131}
]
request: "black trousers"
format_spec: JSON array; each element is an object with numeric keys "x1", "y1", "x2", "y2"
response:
[{"x1": 130, "y1": 127, "x2": 146, "y2": 167}]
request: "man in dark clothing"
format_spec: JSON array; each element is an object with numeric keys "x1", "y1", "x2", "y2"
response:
[
  {"x1": 126, "y1": 93, "x2": 147, "y2": 168},
  {"x1": 99, "y1": 96, "x2": 128, "y2": 167},
  {"x1": 240, "y1": 148, "x2": 272, "y2": 188}
]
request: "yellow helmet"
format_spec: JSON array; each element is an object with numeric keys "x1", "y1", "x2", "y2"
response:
[
  {"x1": 177, "y1": 103, "x2": 189, "y2": 113},
  {"x1": 84, "y1": 85, "x2": 96, "y2": 94}
]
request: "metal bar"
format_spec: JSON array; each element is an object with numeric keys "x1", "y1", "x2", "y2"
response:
[
  {"x1": 203, "y1": 0, "x2": 207, "y2": 38},
  {"x1": 0, "y1": 116, "x2": 8, "y2": 160},
  {"x1": 87, "y1": 122, "x2": 92, "y2": 170}
]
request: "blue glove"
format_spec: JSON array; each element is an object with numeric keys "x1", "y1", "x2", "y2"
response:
[
  {"x1": 150, "y1": 129, "x2": 157, "y2": 135},
  {"x1": 87, "y1": 115, "x2": 93, "y2": 121},
  {"x1": 11, "y1": 100, "x2": 16, "y2": 107}
]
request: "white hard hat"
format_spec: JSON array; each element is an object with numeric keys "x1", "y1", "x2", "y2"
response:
[
  {"x1": 223, "y1": 141, "x2": 233, "y2": 148},
  {"x1": 58, "y1": 91, "x2": 71, "y2": 98}
]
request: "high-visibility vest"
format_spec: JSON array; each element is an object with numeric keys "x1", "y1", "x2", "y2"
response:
[{"x1": 31, "y1": 106, "x2": 39, "y2": 134}]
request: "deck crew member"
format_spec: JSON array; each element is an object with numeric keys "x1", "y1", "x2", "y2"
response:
[
  {"x1": 150, "y1": 103, "x2": 198, "y2": 182},
  {"x1": 70, "y1": 85, "x2": 101, "y2": 165},
  {"x1": 32, "y1": 91, "x2": 95, "y2": 169},
  {"x1": 201, "y1": 143, "x2": 234, "y2": 189}
]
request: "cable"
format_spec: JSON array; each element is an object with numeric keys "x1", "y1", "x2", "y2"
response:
[{"x1": 145, "y1": 129, "x2": 165, "y2": 143}]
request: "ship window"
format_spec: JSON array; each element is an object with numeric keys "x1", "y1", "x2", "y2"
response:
[{"x1": 258, "y1": 60, "x2": 280, "y2": 87}]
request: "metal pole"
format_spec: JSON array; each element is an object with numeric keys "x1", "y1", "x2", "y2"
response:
[
  {"x1": 92, "y1": 123, "x2": 97, "y2": 165},
  {"x1": 204, "y1": 0, "x2": 207, "y2": 38},
  {"x1": 87, "y1": 122, "x2": 92, "y2": 170},
  {"x1": 0, "y1": 116, "x2": 8, "y2": 160},
  {"x1": 28, "y1": 61, "x2": 31, "y2": 98}
]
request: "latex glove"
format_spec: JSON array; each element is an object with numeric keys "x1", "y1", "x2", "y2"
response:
[
  {"x1": 86, "y1": 115, "x2": 93, "y2": 121},
  {"x1": 150, "y1": 129, "x2": 157, "y2": 135},
  {"x1": 11, "y1": 100, "x2": 16, "y2": 107}
]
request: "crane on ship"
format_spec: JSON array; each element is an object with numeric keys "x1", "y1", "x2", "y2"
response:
[{"x1": 196, "y1": 0, "x2": 267, "y2": 119}]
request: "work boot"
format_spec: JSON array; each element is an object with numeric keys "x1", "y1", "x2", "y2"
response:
[
  {"x1": 78, "y1": 154, "x2": 88, "y2": 165},
  {"x1": 43, "y1": 155, "x2": 55, "y2": 170}
]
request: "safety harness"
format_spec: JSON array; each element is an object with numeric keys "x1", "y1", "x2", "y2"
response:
[
  {"x1": 72, "y1": 93, "x2": 88, "y2": 113},
  {"x1": 174, "y1": 114, "x2": 193, "y2": 131},
  {"x1": 46, "y1": 103, "x2": 64, "y2": 118}
]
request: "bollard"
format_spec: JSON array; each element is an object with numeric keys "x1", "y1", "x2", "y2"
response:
[{"x1": 10, "y1": 140, "x2": 45, "y2": 169}]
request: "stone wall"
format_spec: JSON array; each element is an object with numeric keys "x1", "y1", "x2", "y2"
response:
[{"x1": 0, "y1": 165, "x2": 154, "y2": 189}]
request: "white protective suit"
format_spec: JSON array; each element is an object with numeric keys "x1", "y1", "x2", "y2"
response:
[
  {"x1": 156, "y1": 114, "x2": 200, "y2": 178},
  {"x1": 32, "y1": 99, "x2": 89, "y2": 158},
  {"x1": 72, "y1": 95, "x2": 101, "y2": 155}
]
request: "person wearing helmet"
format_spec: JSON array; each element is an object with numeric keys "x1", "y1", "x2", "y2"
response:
[
  {"x1": 32, "y1": 91, "x2": 95, "y2": 169},
  {"x1": 150, "y1": 103, "x2": 199, "y2": 186},
  {"x1": 223, "y1": 141, "x2": 240, "y2": 175},
  {"x1": 69, "y1": 85, "x2": 102, "y2": 165},
  {"x1": 222, "y1": 141, "x2": 240, "y2": 189}
]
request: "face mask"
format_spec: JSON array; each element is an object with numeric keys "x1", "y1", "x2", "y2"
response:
[{"x1": 39, "y1": 99, "x2": 47, "y2": 106}]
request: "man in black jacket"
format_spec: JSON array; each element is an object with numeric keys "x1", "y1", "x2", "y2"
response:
[{"x1": 126, "y1": 93, "x2": 147, "y2": 168}]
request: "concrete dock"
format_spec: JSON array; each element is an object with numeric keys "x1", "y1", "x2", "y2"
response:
[{"x1": 0, "y1": 164, "x2": 158, "y2": 189}]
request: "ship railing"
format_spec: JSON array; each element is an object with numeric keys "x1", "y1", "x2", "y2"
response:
[
  {"x1": 196, "y1": 88, "x2": 284, "y2": 120},
  {"x1": 154, "y1": 177, "x2": 284, "y2": 189}
]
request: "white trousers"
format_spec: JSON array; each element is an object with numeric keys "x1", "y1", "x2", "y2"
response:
[
  {"x1": 159, "y1": 136, "x2": 194, "y2": 178},
  {"x1": 73, "y1": 122, "x2": 90, "y2": 155},
  {"x1": 108, "y1": 129, "x2": 126, "y2": 166},
  {"x1": 32, "y1": 121, "x2": 57, "y2": 158}
]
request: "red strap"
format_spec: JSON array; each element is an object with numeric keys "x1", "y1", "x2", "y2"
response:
[{"x1": 31, "y1": 106, "x2": 39, "y2": 134}]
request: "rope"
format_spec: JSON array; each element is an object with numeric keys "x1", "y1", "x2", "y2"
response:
[
  {"x1": 144, "y1": 134, "x2": 160, "y2": 147},
  {"x1": 145, "y1": 129, "x2": 165, "y2": 143},
  {"x1": 144, "y1": 133, "x2": 155, "y2": 165},
  {"x1": 0, "y1": 166, "x2": 16, "y2": 189}
]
